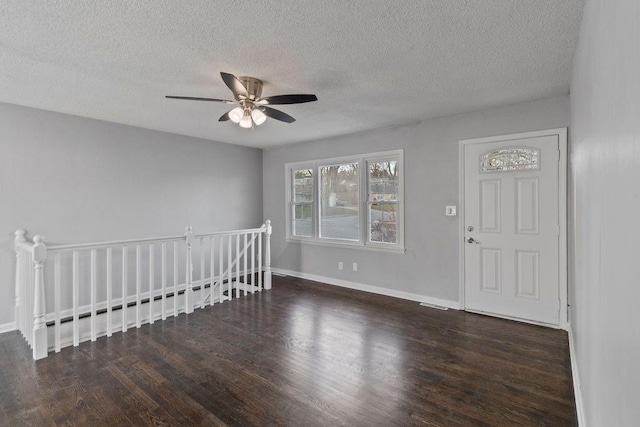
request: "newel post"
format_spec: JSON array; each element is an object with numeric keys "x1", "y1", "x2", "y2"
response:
[
  {"x1": 32, "y1": 235, "x2": 48, "y2": 360},
  {"x1": 185, "y1": 226, "x2": 195, "y2": 314},
  {"x1": 14, "y1": 230, "x2": 26, "y2": 333},
  {"x1": 264, "y1": 220, "x2": 272, "y2": 290}
]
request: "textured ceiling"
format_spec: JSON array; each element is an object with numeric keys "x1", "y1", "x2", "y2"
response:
[{"x1": 0, "y1": 0, "x2": 584, "y2": 148}]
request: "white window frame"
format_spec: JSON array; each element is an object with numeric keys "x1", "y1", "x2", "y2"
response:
[{"x1": 285, "y1": 149, "x2": 405, "y2": 253}]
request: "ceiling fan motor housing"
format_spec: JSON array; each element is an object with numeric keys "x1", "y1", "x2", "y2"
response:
[{"x1": 237, "y1": 76, "x2": 263, "y2": 100}]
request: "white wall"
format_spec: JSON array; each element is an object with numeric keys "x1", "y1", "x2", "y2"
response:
[
  {"x1": 0, "y1": 102, "x2": 263, "y2": 328},
  {"x1": 569, "y1": 0, "x2": 640, "y2": 424},
  {"x1": 263, "y1": 96, "x2": 569, "y2": 304}
]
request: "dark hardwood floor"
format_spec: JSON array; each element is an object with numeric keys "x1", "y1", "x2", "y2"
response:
[{"x1": 0, "y1": 275, "x2": 576, "y2": 426}]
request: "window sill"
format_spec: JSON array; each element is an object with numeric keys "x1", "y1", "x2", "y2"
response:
[{"x1": 285, "y1": 237, "x2": 406, "y2": 254}]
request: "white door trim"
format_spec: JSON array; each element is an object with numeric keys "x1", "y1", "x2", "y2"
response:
[{"x1": 458, "y1": 128, "x2": 568, "y2": 329}]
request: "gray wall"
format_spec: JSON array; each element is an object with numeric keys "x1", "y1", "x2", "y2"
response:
[
  {"x1": 263, "y1": 96, "x2": 569, "y2": 302},
  {"x1": 0, "y1": 102, "x2": 263, "y2": 328},
  {"x1": 569, "y1": 0, "x2": 640, "y2": 424}
]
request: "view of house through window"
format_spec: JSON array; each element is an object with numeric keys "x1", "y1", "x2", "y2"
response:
[{"x1": 287, "y1": 150, "x2": 403, "y2": 251}]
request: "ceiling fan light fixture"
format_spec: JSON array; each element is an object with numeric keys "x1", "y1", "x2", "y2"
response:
[
  {"x1": 239, "y1": 110, "x2": 253, "y2": 129},
  {"x1": 228, "y1": 107, "x2": 244, "y2": 123},
  {"x1": 251, "y1": 108, "x2": 267, "y2": 126},
  {"x1": 166, "y1": 72, "x2": 318, "y2": 128}
]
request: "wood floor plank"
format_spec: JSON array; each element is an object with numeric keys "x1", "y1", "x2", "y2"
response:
[{"x1": 0, "y1": 275, "x2": 577, "y2": 426}]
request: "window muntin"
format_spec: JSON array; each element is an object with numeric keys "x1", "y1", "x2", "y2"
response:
[
  {"x1": 286, "y1": 150, "x2": 403, "y2": 251},
  {"x1": 319, "y1": 163, "x2": 359, "y2": 240}
]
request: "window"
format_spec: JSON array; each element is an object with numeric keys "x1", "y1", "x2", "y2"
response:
[
  {"x1": 286, "y1": 150, "x2": 404, "y2": 252},
  {"x1": 291, "y1": 168, "x2": 313, "y2": 237},
  {"x1": 480, "y1": 147, "x2": 540, "y2": 172},
  {"x1": 367, "y1": 159, "x2": 399, "y2": 244},
  {"x1": 320, "y1": 162, "x2": 359, "y2": 240}
]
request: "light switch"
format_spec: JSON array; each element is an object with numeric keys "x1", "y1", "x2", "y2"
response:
[{"x1": 445, "y1": 205, "x2": 457, "y2": 216}]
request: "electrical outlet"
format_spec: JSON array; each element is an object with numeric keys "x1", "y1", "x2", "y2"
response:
[
  {"x1": 338, "y1": 262, "x2": 343, "y2": 270},
  {"x1": 352, "y1": 262, "x2": 358, "y2": 271}
]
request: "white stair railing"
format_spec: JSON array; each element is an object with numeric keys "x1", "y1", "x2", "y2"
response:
[{"x1": 14, "y1": 221, "x2": 272, "y2": 360}]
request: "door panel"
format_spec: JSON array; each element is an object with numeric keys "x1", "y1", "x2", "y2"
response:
[
  {"x1": 515, "y1": 250, "x2": 539, "y2": 299},
  {"x1": 480, "y1": 180, "x2": 501, "y2": 233},
  {"x1": 515, "y1": 178, "x2": 539, "y2": 234},
  {"x1": 464, "y1": 135, "x2": 560, "y2": 325},
  {"x1": 480, "y1": 248, "x2": 501, "y2": 293}
]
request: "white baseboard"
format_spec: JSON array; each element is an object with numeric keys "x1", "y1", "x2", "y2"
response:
[
  {"x1": 271, "y1": 268, "x2": 460, "y2": 310},
  {"x1": 0, "y1": 321, "x2": 17, "y2": 334},
  {"x1": 568, "y1": 322, "x2": 586, "y2": 426}
]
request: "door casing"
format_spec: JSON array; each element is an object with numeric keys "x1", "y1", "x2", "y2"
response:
[{"x1": 458, "y1": 128, "x2": 568, "y2": 329}]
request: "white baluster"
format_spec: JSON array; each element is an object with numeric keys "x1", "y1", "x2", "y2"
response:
[
  {"x1": 219, "y1": 236, "x2": 224, "y2": 303},
  {"x1": 265, "y1": 220, "x2": 272, "y2": 290},
  {"x1": 149, "y1": 243, "x2": 155, "y2": 324},
  {"x1": 28, "y1": 256, "x2": 33, "y2": 343},
  {"x1": 243, "y1": 233, "x2": 248, "y2": 296},
  {"x1": 26, "y1": 248, "x2": 32, "y2": 338},
  {"x1": 235, "y1": 234, "x2": 240, "y2": 298},
  {"x1": 14, "y1": 230, "x2": 26, "y2": 334},
  {"x1": 122, "y1": 246, "x2": 128, "y2": 333},
  {"x1": 161, "y1": 242, "x2": 167, "y2": 320},
  {"x1": 209, "y1": 236, "x2": 215, "y2": 307},
  {"x1": 106, "y1": 248, "x2": 112, "y2": 337},
  {"x1": 32, "y1": 235, "x2": 48, "y2": 360},
  {"x1": 173, "y1": 242, "x2": 178, "y2": 317},
  {"x1": 73, "y1": 251, "x2": 79, "y2": 347},
  {"x1": 136, "y1": 245, "x2": 141, "y2": 328},
  {"x1": 200, "y1": 237, "x2": 205, "y2": 309},
  {"x1": 54, "y1": 253, "x2": 61, "y2": 352},
  {"x1": 258, "y1": 232, "x2": 262, "y2": 290},
  {"x1": 251, "y1": 233, "x2": 255, "y2": 293},
  {"x1": 90, "y1": 249, "x2": 97, "y2": 341},
  {"x1": 228, "y1": 235, "x2": 233, "y2": 300},
  {"x1": 185, "y1": 227, "x2": 194, "y2": 314}
]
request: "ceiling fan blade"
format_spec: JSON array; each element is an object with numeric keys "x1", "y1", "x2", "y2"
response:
[
  {"x1": 220, "y1": 72, "x2": 249, "y2": 99},
  {"x1": 166, "y1": 96, "x2": 235, "y2": 104},
  {"x1": 218, "y1": 111, "x2": 231, "y2": 121},
  {"x1": 262, "y1": 106, "x2": 296, "y2": 123},
  {"x1": 258, "y1": 94, "x2": 317, "y2": 105}
]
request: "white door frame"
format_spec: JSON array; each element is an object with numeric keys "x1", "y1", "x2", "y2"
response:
[{"x1": 458, "y1": 128, "x2": 568, "y2": 329}]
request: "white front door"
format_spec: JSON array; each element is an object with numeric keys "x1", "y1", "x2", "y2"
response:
[{"x1": 463, "y1": 132, "x2": 562, "y2": 326}]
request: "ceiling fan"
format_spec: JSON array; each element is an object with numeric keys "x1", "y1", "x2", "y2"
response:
[{"x1": 166, "y1": 72, "x2": 318, "y2": 128}]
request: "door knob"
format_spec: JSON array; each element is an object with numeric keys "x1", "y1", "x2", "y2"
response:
[{"x1": 467, "y1": 237, "x2": 480, "y2": 244}]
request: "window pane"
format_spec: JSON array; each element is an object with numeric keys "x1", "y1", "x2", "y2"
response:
[
  {"x1": 480, "y1": 148, "x2": 539, "y2": 172},
  {"x1": 293, "y1": 203, "x2": 312, "y2": 237},
  {"x1": 293, "y1": 169, "x2": 313, "y2": 202},
  {"x1": 369, "y1": 202, "x2": 397, "y2": 244},
  {"x1": 320, "y1": 163, "x2": 359, "y2": 240},
  {"x1": 369, "y1": 160, "x2": 398, "y2": 202}
]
